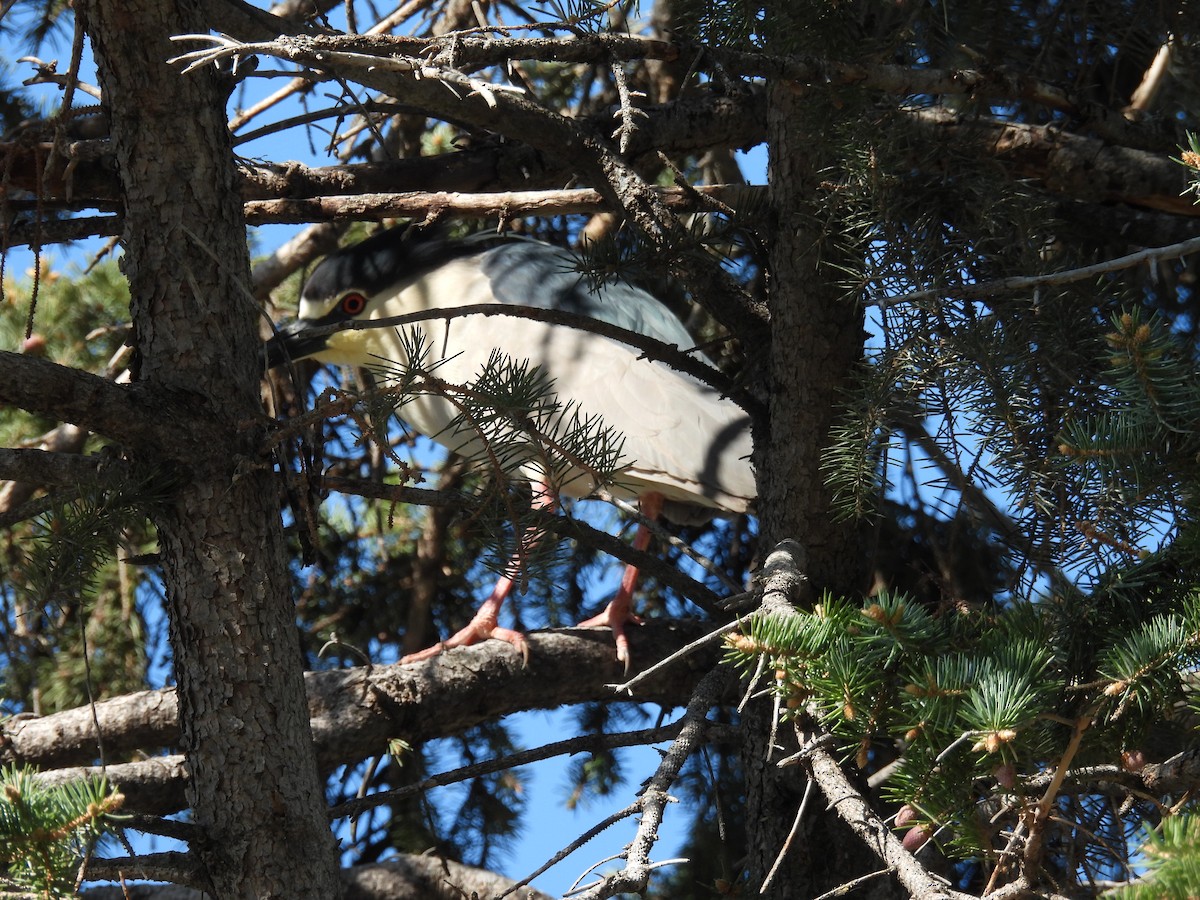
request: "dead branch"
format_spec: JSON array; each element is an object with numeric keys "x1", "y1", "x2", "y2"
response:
[{"x1": 567, "y1": 666, "x2": 731, "y2": 900}]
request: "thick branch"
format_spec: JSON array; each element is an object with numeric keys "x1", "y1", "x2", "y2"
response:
[
  {"x1": 910, "y1": 106, "x2": 1195, "y2": 216},
  {"x1": 243, "y1": 184, "x2": 761, "y2": 224},
  {"x1": 203, "y1": 0, "x2": 316, "y2": 40},
  {"x1": 37, "y1": 755, "x2": 189, "y2": 817},
  {"x1": 1, "y1": 687, "x2": 181, "y2": 769},
  {"x1": 0, "y1": 423, "x2": 89, "y2": 518},
  {"x1": 4, "y1": 621, "x2": 716, "y2": 785},
  {"x1": 341, "y1": 857, "x2": 555, "y2": 900},
  {"x1": 0, "y1": 448, "x2": 132, "y2": 490},
  {"x1": 83, "y1": 856, "x2": 555, "y2": 900},
  {"x1": 0, "y1": 352, "x2": 178, "y2": 453},
  {"x1": 1138, "y1": 747, "x2": 1200, "y2": 795},
  {"x1": 84, "y1": 853, "x2": 201, "y2": 891}
]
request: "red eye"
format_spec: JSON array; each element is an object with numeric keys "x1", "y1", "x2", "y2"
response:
[{"x1": 339, "y1": 292, "x2": 367, "y2": 316}]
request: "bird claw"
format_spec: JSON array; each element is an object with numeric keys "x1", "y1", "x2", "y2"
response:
[
  {"x1": 578, "y1": 600, "x2": 644, "y2": 674},
  {"x1": 400, "y1": 615, "x2": 529, "y2": 667}
]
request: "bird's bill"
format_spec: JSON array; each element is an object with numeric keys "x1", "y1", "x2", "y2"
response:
[{"x1": 262, "y1": 319, "x2": 328, "y2": 368}]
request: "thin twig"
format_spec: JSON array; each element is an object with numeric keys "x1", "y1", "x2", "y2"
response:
[
  {"x1": 608, "y1": 618, "x2": 742, "y2": 694},
  {"x1": 738, "y1": 652, "x2": 768, "y2": 714},
  {"x1": 875, "y1": 234, "x2": 1200, "y2": 308},
  {"x1": 568, "y1": 667, "x2": 729, "y2": 900},
  {"x1": 330, "y1": 722, "x2": 686, "y2": 819},
  {"x1": 608, "y1": 62, "x2": 647, "y2": 154},
  {"x1": 810, "y1": 867, "x2": 894, "y2": 900},
  {"x1": 499, "y1": 804, "x2": 640, "y2": 900},
  {"x1": 1016, "y1": 714, "x2": 1093, "y2": 885},
  {"x1": 760, "y1": 777, "x2": 814, "y2": 893}
]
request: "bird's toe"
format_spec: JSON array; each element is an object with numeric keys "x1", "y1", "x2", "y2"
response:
[
  {"x1": 399, "y1": 618, "x2": 529, "y2": 665},
  {"x1": 578, "y1": 599, "x2": 644, "y2": 670}
]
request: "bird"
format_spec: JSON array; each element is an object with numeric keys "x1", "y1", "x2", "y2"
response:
[{"x1": 266, "y1": 225, "x2": 754, "y2": 667}]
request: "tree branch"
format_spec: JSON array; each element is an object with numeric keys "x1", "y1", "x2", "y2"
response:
[
  {"x1": 82, "y1": 855, "x2": 556, "y2": 900},
  {"x1": 83, "y1": 853, "x2": 202, "y2": 891},
  {"x1": 0, "y1": 90, "x2": 767, "y2": 204},
  {"x1": 329, "y1": 721, "x2": 700, "y2": 820},
  {"x1": 0, "y1": 353, "x2": 182, "y2": 454},
  {"x1": 227, "y1": 31, "x2": 1177, "y2": 153},
  {"x1": 876, "y1": 233, "x2": 1200, "y2": 308},
  {"x1": 0, "y1": 448, "x2": 132, "y2": 490},
  {"x1": 0, "y1": 423, "x2": 89, "y2": 517},
  {"x1": 5, "y1": 621, "x2": 718, "y2": 808},
  {"x1": 568, "y1": 666, "x2": 732, "y2": 900},
  {"x1": 168, "y1": 33, "x2": 772, "y2": 343},
  {"x1": 909, "y1": 106, "x2": 1195, "y2": 216},
  {"x1": 243, "y1": 183, "x2": 761, "y2": 225},
  {"x1": 272, "y1": 300, "x2": 742, "y2": 404},
  {"x1": 341, "y1": 857, "x2": 555, "y2": 900},
  {"x1": 802, "y1": 741, "x2": 976, "y2": 900},
  {"x1": 35, "y1": 756, "x2": 189, "y2": 818}
]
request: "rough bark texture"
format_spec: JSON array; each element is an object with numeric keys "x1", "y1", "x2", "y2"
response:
[
  {"x1": 757, "y1": 86, "x2": 868, "y2": 597},
  {"x1": 741, "y1": 24, "x2": 882, "y2": 899},
  {"x1": 83, "y1": 856, "x2": 555, "y2": 900},
  {"x1": 80, "y1": 1, "x2": 340, "y2": 896}
]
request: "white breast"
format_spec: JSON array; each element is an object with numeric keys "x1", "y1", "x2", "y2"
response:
[{"x1": 311, "y1": 256, "x2": 755, "y2": 516}]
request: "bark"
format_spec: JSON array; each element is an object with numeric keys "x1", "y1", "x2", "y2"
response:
[
  {"x1": 8, "y1": 621, "x2": 717, "y2": 814},
  {"x1": 0, "y1": 448, "x2": 133, "y2": 491},
  {"x1": 0, "y1": 352, "x2": 177, "y2": 452},
  {"x1": 738, "y1": 8, "x2": 882, "y2": 897},
  {"x1": 805, "y1": 744, "x2": 976, "y2": 900},
  {"x1": 79, "y1": 0, "x2": 340, "y2": 896},
  {"x1": 759, "y1": 96, "x2": 869, "y2": 597},
  {"x1": 0, "y1": 90, "x2": 767, "y2": 202},
  {"x1": 0, "y1": 428, "x2": 89, "y2": 517},
  {"x1": 83, "y1": 856, "x2": 555, "y2": 900},
  {"x1": 910, "y1": 107, "x2": 1196, "y2": 215}
]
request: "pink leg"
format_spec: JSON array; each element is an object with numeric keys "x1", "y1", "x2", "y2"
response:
[
  {"x1": 577, "y1": 491, "x2": 664, "y2": 670},
  {"x1": 401, "y1": 482, "x2": 558, "y2": 666}
]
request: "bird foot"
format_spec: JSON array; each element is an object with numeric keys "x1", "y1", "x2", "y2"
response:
[
  {"x1": 400, "y1": 613, "x2": 529, "y2": 666},
  {"x1": 577, "y1": 600, "x2": 644, "y2": 673}
]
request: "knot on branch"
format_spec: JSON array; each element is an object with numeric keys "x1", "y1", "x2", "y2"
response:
[{"x1": 758, "y1": 539, "x2": 810, "y2": 609}]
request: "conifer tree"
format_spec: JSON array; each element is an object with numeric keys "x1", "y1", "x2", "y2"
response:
[{"x1": 0, "y1": 1, "x2": 1198, "y2": 898}]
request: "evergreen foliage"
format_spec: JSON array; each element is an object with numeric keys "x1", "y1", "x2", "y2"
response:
[
  {"x1": 726, "y1": 585, "x2": 1200, "y2": 869},
  {"x1": 1, "y1": 0, "x2": 1198, "y2": 896},
  {"x1": 1111, "y1": 815, "x2": 1200, "y2": 899},
  {"x1": 0, "y1": 765, "x2": 122, "y2": 897}
]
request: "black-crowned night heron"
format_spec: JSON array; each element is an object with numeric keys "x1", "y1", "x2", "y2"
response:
[{"x1": 267, "y1": 226, "x2": 754, "y2": 666}]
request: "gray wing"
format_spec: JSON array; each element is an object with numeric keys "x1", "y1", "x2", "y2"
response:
[{"x1": 479, "y1": 242, "x2": 695, "y2": 348}]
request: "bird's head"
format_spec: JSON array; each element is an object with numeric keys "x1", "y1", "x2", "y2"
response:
[
  {"x1": 264, "y1": 225, "x2": 493, "y2": 369},
  {"x1": 263, "y1": 226, "x2": 415, "y2": 369},
  {"x1": 263, "y1": 284, "x2": 376, "y2": 369}
]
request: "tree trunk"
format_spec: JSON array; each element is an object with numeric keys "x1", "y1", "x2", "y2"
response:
[
  {"x1": 758, "y1": 117, "x2": 868, "y2": 599},
  {"x1": 81, "y1": 2, "x2": 341, "y2": 896},
  {"x1": 742, "y1": 19, "x2": 888, "y2": 897}
]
